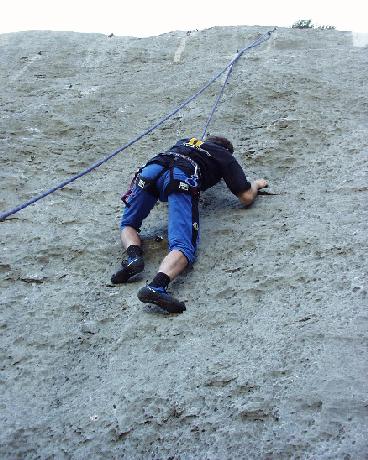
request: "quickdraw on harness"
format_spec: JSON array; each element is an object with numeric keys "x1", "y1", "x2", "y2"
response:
[{"x1": 121, "y1": 138, "x2": 208, "y2": 207}]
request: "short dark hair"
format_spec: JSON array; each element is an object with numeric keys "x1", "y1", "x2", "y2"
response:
[{"x1": 205, "y1": 135, "x2": 234, "y2": 154}]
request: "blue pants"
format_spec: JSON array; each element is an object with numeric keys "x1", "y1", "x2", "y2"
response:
[{"x1": 120, "y1": 163, "x2": 200, "y2": 264}]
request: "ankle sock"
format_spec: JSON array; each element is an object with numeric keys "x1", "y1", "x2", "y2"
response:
[
  {"x1": 126, "y1": 245, "x2": 143, "y2": 259},
  {"x1": 149, "y1": 272, "x2": 170, "y2": 289}
]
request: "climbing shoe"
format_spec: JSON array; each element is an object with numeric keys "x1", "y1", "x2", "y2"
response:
[
  {"x1": 137, "y1": 285, "x2": 186, "y2": 313},
  {"x1": 111, "y1": 256, "x2": 144, "y2": 284}
]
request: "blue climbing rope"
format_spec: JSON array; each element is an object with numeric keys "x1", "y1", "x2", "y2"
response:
[
  {"x1": 0, "y1": 28, "x2": 275, "y2": 221},
  {"x1": 201, "y1": 63, "x2": 234, "y2": 140},
  {"x1": 201, "y1": 28, "x2": 276, "y2": 139}
]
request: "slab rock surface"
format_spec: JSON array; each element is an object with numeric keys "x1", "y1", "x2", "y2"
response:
[{"x1": 1, "y1": 26, "x2": 367, "y2": 459}]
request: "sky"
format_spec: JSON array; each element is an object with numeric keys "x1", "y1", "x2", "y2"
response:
[{"x1": 1, "y1": 0, "x2": 367, "y2": 37}]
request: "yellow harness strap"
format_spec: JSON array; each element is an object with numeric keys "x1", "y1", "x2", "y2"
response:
[{"x1": 188, "y1": 137, "x2": 204, "y2": 149}]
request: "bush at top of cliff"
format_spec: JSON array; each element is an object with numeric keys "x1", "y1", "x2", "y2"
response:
[
  {"x1": 292, "y1": 19, "x2": 336, "y2": 30},
  {"x1": 292, "y1": 19, "x2": 314, "y2": 29}
]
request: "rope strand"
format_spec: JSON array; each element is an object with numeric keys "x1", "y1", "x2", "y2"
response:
[{"x1": 201, "y1": 64, "x2": 234, "y2": 140}]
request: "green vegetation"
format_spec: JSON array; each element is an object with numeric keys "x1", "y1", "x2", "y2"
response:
[
  {"x1": 292, "y1": 19, "x2": 336, "y2": 30},
  {"x1": 292, "y1": 19, "x2": 314, "y2": 29}
]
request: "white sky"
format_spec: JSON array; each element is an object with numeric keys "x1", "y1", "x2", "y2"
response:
[{"x1": 1, "y1": 0, "x2": 367, "y2": 36}]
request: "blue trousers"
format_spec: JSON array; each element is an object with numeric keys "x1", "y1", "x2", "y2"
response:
[{"x1": 120, "y1": 163, "x2": 200, "y2": 264}]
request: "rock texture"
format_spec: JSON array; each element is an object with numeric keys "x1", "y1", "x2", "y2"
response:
[{"x1": 1, "y1": 26, "x2": 367, "y2": 458}]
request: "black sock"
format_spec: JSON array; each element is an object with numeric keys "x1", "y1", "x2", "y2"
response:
[
  {"x1": 149, "y1": 272, "x2": 170, "y2": 289},
  {"x1": 126, "y1": 245, "x2": 143, "y2": 259}
]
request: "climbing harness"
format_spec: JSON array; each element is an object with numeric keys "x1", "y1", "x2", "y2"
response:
[
  {"x1": 158, "y1": 153, "x2": 201, "y2": 198},
  {"x1": 122, "y1": 148, "x2": 202, "y2": 206},
  {"x1": 122, "y1": 135, "x2": 214, "y2": 205},
  {"x1": 0, "y1": 28, "x2": 276, "y2": 222}
]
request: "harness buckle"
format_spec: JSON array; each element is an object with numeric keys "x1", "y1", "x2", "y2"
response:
[{"x1": 178, "y1": 182, "x2": 189, "y2": 191}]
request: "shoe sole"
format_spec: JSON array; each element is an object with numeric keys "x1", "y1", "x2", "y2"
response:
[{"x1": 137, "y1": 286, "x2": 186, "y2": 313}]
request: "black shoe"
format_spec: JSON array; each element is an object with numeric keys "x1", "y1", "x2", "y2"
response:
[
  {"x1": 137, "y1": 285, "x2": 186, "y2": 313},
  {"x1": 111, "y1": 256, "x2": 144, "y2": 284}
]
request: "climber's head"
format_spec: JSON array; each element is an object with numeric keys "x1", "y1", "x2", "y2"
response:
[{"x1": 205, "y1": 135, "x2": 234, "y2": 154}]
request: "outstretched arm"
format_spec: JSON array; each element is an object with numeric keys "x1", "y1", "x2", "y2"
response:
[{"x1": 237, "y1": 179, "x2": 268, "y2": 206}]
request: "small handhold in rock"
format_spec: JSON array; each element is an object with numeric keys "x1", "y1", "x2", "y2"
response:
[{"x1": 81, "y1": 320, "x2": 99, "y2": 334}]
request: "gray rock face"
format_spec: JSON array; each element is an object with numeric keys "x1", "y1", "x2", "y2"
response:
[{"x1": 1, "y1": 26, "x2": 367, "y2": 458}]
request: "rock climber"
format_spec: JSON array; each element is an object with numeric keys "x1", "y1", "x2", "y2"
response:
[{"x1": 111, "y1": 136, "x2": 268, "y2": 313}]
